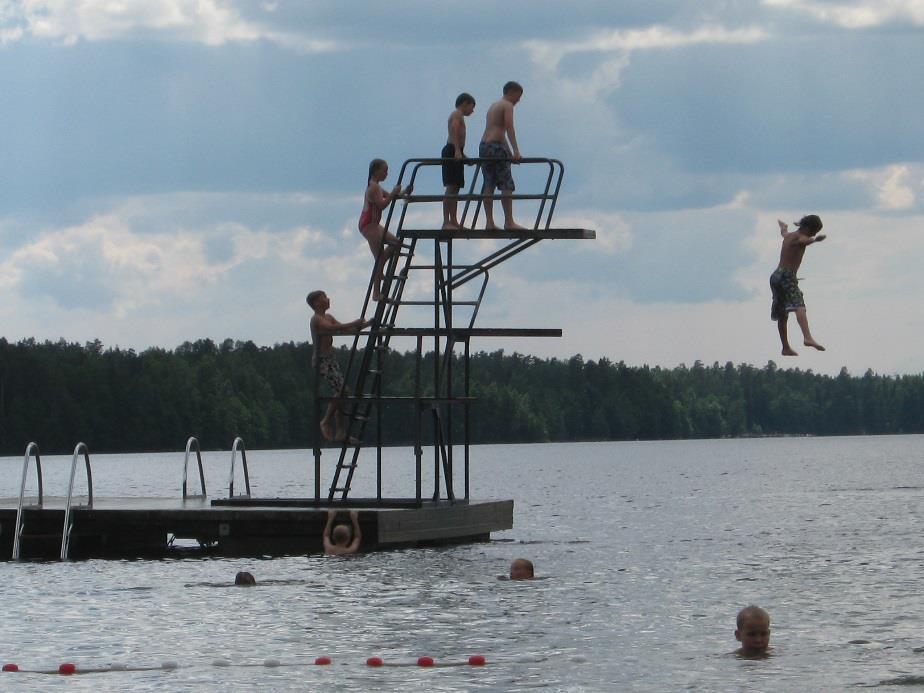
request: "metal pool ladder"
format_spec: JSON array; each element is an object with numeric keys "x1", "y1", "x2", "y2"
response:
[{"x1": 11, "y1": 441, "x2": 94, "y2": 560}]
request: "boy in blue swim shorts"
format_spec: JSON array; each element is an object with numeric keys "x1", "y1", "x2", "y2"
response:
[
  {"x1": 770, "y1": 215, "x2": 827, "y2": 356},
  {"x1": 479, "y1": 81, "x2": 527, "y2": 231}
]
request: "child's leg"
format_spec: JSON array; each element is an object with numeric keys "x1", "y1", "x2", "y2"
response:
[
  {"x1": 501, "y1": 191, "x2": 526, "y2": 230},
  {"x1": 320, "y1": 401, "x2": 336, "y2": 440},
  {"x1": 361, "y1": 225, "x2": 388, "y2": 299},
  {"x1": 777, "y1": 315, "x2": 797, "y2": 356},
  {"x1": 794, "y1": 308, "x2": 825, "y2": 351},
  {"x1": 443, "y1": 185, "x2": 460, "y2": 228},
  {"x1": 482, "y1": 183, "x2": 497, "y2": 229}
]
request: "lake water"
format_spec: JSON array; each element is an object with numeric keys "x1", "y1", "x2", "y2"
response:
[{"x1": 2, "y1": 435, "x2": 924, "y2": 691}]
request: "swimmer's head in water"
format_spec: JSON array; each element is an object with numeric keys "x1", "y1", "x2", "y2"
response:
[
  {"x1": 331, "y1": 523, "x2": 352, "y2": 546},
  {"x1": 509, "y1": 558, "x2": 534, "y2": 580},
  {"x1": 234, "y1": 571, "x2": 256, "y2": 586},
  {"x1": 735, "y1": 605, "x2": 770, "y2": 656}
]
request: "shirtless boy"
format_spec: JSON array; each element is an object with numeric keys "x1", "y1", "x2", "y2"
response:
[
  {"x1": 770, "y1": 214, "x2": 826, "y2": 356},
  {"x1": 479, "y1": 81, "x2": 526, "y2": 231},
  {"x1": 323, "y1": 509, "x2": 362, "y2": 555},
  {"x1": 442, "y1": 93, "x2": 476, "y2": 230},
  {"x1": 307, "y1": 290, "x2": 370, "y2": 442},
  {"x1": 733, "y1": 605, "x2": 771, "y2": 658}
]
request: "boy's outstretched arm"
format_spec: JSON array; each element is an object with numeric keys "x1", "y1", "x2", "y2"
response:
[{"x1": 778, "y1": 220, "x2": 788, "y2": 235}]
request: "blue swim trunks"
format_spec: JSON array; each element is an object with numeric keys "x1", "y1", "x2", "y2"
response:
[
  {"x1": 769, "y1": 267, "x2": 805, "y2": 321},
  {"x1": 479, "y1": 140, "x2": 515, "y2": 192}
]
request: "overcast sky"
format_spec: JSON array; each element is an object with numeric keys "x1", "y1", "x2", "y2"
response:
[{"x1": 1, "y1": 0, "x2": 923, "y2": 375}]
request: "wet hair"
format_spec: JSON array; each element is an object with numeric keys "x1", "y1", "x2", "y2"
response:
[
  {"x1": 736, "y1": 605, "x2": 769, "y2": 629},
  {"x1": 332, "y1": 524, "x2": 351, "y2": 545},
  {"x1": 503, "y1": 81, "x2": 523, "y2": 95},
  {"x1": 795, "y1": 214, "x2": 823, "y2": 235},
  {"x1": 368, "y1": 158, "x2": 387, "y2": 184},
  {"x1": 234, "y1": 571, "x2": 256, "y2": 586},
  {"x1": 306, "y1": 290, "x2": 324, "y2": 310},
  {"x1": 510, "y1": 557, "x2": 534, "y2": 578},
  {"x1": 455, "y1": 92, "x2": 475, "y2": 108}
]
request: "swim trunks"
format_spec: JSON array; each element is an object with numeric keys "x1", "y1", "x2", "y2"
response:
[
  {"x1": 318, "y1": 355, "x2": 345, "y2": 395},
  {"x1": 769, "y1": 267, "x2": 805, "y2": 321},
  {"x1": 479, "y1": 140, "x2": 515, "y2": 192},
  {"x1": 441, "y1": 143, "x2": 465, "y2": 188}
]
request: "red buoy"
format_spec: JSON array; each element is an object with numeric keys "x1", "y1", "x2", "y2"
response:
[
  {"x1": 2, "y1": 663, "x2": 19, "y2": 672},
  {"x1": 417, "y1": 656, "x2": 434, "y2": 667},
  {"x1": 468, "y1": 655, "x2": 486, "y2": 666},
  {"x1": 314, "y1": 656, "x2": 331, "y2": 666},
  {"x1": 366, "y1": 656, "x2": 384, "y2": 667},
  {"x1": 58, "y1": 662, "x2": 77, "y2": 675}
]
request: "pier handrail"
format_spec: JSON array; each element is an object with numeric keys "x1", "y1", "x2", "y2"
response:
[
  {"x1": 227, "y1": 436, "x2": 252, "y2": 499},
  {"x1": 61, "y1": 442, "x2": 94, "y2": 560},
  {"x1": 12, "y1": 442, "x2": 43, "y2": 560},
  {"x1": 181, "y1": 436, "x2": 208, "y2": 500}
]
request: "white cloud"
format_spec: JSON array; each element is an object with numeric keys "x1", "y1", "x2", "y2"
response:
[
  {"x1": 5, "y1": 0, "x2": 340, "y2": 50},
  {"x1": 763, "y1": 0, "x2": 924, "y2": 28},
  {"x1": 844, "y1": 164, "x2": 917, "y2": 210},
  {"x1": 524, "y1": 24, "x2": 768, "y2": 93}
]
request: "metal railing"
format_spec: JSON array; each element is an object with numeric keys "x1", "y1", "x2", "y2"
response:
[
  {"x1": 61, "y1": 442, "x2": 94, "y2": 560},
  {"x1": 12, "y1": 442, "x2": 43, "y2": 560},
  {"x1": 227, "y1": 436, "x2": 251, "y2": 499},
  {"x1": 181, "y1": 436, "x2": 207, "y2": 500}
]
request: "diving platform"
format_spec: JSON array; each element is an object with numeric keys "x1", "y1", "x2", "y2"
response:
[
  {"x1": 400, "y1": 228, "x2": 595, "y2": 240},
  {"x1": 0, "y1": 495, "x2": 512, "y2": 560},
  {"x1": 5, "y1": 155, "x2": 593, "y2": 561}
]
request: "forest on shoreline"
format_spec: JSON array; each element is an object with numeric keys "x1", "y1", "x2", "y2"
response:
[{"x1": 1, "y1": 337, "x2": 923, "y2": 455}]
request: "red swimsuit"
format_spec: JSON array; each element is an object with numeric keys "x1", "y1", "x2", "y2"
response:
[{"x1": 358, "y1": 193, "x2": 382, "y2": 231}]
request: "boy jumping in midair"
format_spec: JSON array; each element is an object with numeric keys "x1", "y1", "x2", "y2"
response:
[{"x1": 770, "y1": 214, "x2": 826, "y2": 356}]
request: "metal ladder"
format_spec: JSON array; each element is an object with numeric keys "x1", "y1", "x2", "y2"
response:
[{"x1": 323, "y1": 157, "x2": 571, "y2": 500}]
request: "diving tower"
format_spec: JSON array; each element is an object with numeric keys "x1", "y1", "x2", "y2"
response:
[{"x1": 317, "y1": 156, "x2": 596, "y2": 505}]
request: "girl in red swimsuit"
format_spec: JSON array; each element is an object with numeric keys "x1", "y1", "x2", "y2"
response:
[{"x1": 359, "y1": 159, "x2": 410, "y2": 300}]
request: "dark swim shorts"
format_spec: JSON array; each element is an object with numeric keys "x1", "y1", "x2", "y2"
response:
[
  {"x1": 769, "y1": 267, "x2": 805, "y2": 321},
  {"x1": 441, "y1": 143, "x2": 464, "y2": 188},
  {"x1": 319, "y1": 355, "x2": 345, "y2": 394},
  {"x1": 479, "y1": 140, "x2": 515, "y2": 192}
]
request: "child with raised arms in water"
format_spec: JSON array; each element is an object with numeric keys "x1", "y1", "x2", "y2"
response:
[
  {"x1": 323, "y1": 509, "x2": 362, "y2": 555},
  {"x1": 359, "y1": 159, "x2": 411, "y2": 301}
]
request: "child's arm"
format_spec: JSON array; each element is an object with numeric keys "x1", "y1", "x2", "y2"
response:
[
  {"x1": 346, "y1": 510, "x2": 362, "y2": 553},
  {"x1": 322, "y1": 509, "x2": 336, "y2": 553},
  {"x1": 777, "y1": 220, "x2": 788, "y2": 236},
  {"x1": 316, "y1": 314, "x2": 370, "y2": 334},
  {"x1": 449, "y1": 112, "x2": 465, "y2": 158},
  {"x1": 504, "y1": 103, "x2": 521, "y2": 160}
]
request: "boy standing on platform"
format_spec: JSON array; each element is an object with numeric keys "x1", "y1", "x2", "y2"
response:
[
  {"x1": 307, "y1": 290, "x2": 370, "y2": 442},
  {"x1": 442, "y1": 93, "x2": 476, "y2": 230},
  {"x1": 479, "y1": 81, "x2": 526, "y2": 231},
  {"x1": 770, "y1": 215, "x2": 827, "y2": 356}
]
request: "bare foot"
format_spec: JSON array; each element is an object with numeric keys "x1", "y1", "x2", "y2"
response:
[
  {"x1": 442, "y1": 221, "x2": 460, "y2": 230},
  {"x1": 804, "y1": 340, "x2": 825, "y2": 351},
  {"x1": 504, "y1": 221, "x2": 527, "y2": 231},
  {"x1": 320, "y1": 420, "x2": 334, "y2": 441},
  {"x1": 782, "y1": 347, "x2": 798, "y2": 356},
  {"x1": 484, "y1": 222, "x2": 501, "y2": 231}
]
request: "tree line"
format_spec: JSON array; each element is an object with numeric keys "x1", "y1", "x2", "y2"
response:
[{"x1": 1, "y1": 337, "x2": 923, "y2": 455}]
